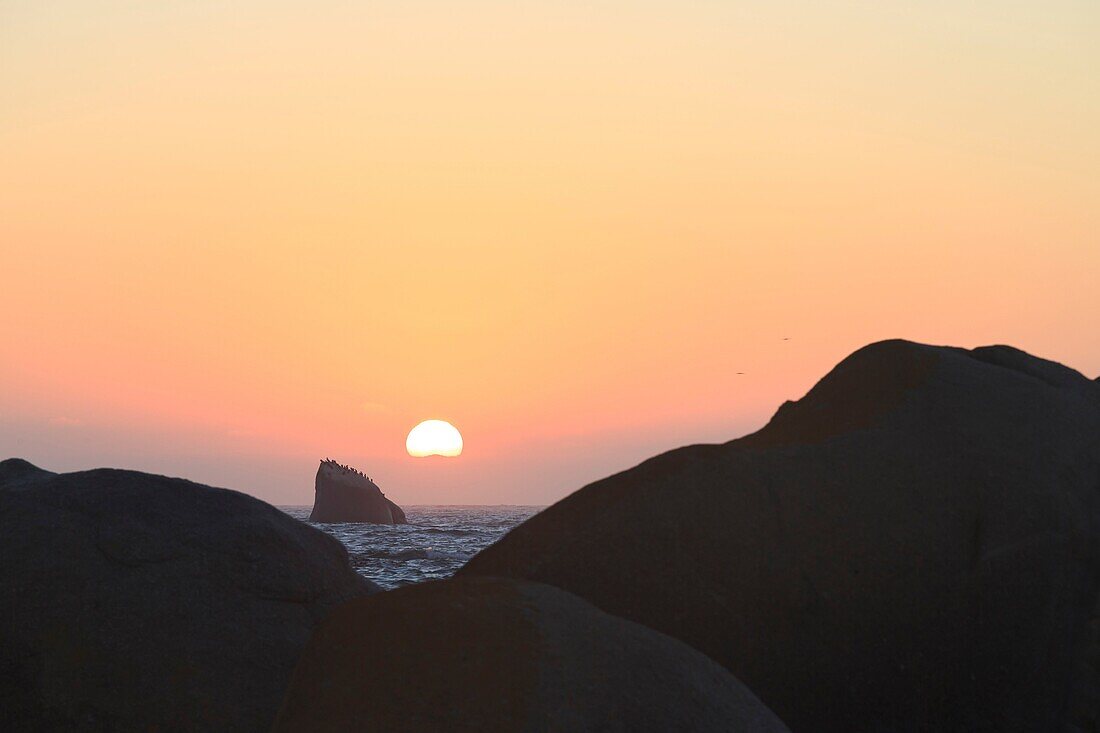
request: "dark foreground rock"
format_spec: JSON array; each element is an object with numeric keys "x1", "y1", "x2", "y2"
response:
[
  {"x1": 1071, "y1": 596, "x2": 1100, "y2": 732},
  {"x1": 309, "y1": 458, "x2": 406, "y2": 524},
  {"x1": 0, "y1": 460, "x2": 377, "y2": 733},
  {"x1": 463, "y1": 340, "x2": 1100, "y2": 732},
  {"x1": 273, "y1": 576, "x2": 790, "y2": 733}
]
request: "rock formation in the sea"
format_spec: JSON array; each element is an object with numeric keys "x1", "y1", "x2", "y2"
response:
[
  {"x1": 309, "y1": 458, "x2": 406, "y2": 524},
  {"x1": 463, "y1": 340, "x2": 1100, "y2": 732},
  {"x1": 0, "y1": 459, "x2": 378, "y2": 733},
  {"x1": 273, "y1": 576, "x2": 790, "y2": 733}
]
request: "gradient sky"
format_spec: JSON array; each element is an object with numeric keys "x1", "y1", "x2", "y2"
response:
[{"x1": 2, "y1": 1, "x2": 1097, "y2": 505}]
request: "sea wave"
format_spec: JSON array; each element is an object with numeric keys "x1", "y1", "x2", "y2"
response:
[
  {"x1": 356, "y1": 548, "x2": 472, "y2": 561},
  {"x1": 278, "y1": 505, "x2": 541, "y2": 589},
  {"x1": 418, "y1": 527, "x2": 484, "y2": 537}
]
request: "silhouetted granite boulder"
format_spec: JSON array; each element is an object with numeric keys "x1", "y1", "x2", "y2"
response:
[
  {"x1": 1071, "y1": 596, "x2": 1100, "y2": 732},
  {"x1": 0, "y1": 460, "x2": 378, "y2": 733},
  {"x1": 463, "y1": 340, "x2": 1100, "y2": 732},
  {"x1": 273, "y1": 576, "x2": 790, "y2": 733},
  {"x1": 309, "y1": 459, "x2": 406, "y2": 524},
  {"x1": 0, "y1": 457, "x2": 52, "y2": 487}
]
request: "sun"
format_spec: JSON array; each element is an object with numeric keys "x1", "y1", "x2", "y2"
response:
[{"x1": 406, "y1": 420, "x2": 463, "y2": 457}]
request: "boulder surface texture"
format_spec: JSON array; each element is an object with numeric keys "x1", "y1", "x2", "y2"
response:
[{"x1": 273, "y1": 576, "x2": 791, "y2": 733}]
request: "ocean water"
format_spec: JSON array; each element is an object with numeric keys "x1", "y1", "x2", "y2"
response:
[{"x1": 280, "y1": 505, "x2": 541, "y2": 589}]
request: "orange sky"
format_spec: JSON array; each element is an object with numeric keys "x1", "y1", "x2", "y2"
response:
[{"x1": 2, "y1": 1, "x2": 1097, "y2": 504}]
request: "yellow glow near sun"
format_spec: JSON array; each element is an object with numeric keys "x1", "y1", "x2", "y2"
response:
[{"x1": 406, "y1": 420, "x2": 463, "y2": 457}]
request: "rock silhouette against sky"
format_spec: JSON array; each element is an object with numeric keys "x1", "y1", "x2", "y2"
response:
[
  {"x1": 0, "y1": 460, "x2": 376, "y2": 732},
  {"x1": 309, "y1": 459, "x2": 406, "y2": 524},
  {"x1": 464, "y1": 340, "x2": 1100, "y2": 732}
]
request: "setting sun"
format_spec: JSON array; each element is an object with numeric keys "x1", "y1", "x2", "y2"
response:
[{"x1": 406, "y1": 420, "x2": 463, "y2": 458}]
